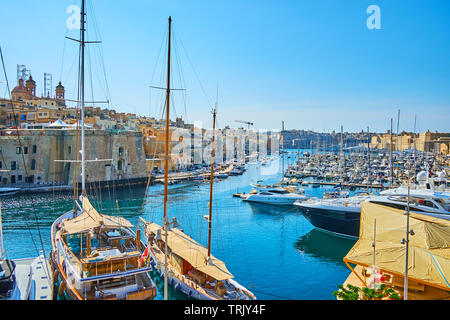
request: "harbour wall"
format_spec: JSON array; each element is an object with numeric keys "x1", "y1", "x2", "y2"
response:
[{"x1": 0, "y1": 129, "x2": 149, "y2": 188}]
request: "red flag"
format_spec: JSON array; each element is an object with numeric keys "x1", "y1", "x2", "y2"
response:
[{"x1": 139, "y1": 247, "x2": 149, "y2": 267}]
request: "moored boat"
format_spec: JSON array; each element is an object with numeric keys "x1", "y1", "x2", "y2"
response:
[
  {"x1": 49, "y1": 0, "x2": 156, "y2": 300},
  {"x1": 50, "y1": 196, "x2": 156, "y2": 300},
  {"x1": 140, "y1": 18, "x2": 256, "y2": 299},
  {"x1": 339, "y1": 201, "x2": 450, "y2": 300}
]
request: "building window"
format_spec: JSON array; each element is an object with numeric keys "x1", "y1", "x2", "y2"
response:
[
  {"x1": 32, "y1": 145, "x2": 37, "y2": 153},
  {"x1": 23, "y1": 146, "x2": 28, "y2": 154},
  {"x1": 16, "y1": 147, "x2": 21, "y2": 154},
  {"x1": 119, "y1": 147, "x2": 124, "y2": 156},
  {"x1": 68, "y1": 146, "x2": 72, "y2": 154},
  {"x1": 18, "y1": 175, "x2": 22, "y2": 181},
  {"x1": 11, "y1": 161, "x2": 16, "y2": 171},
  {"x1": 0, "y1": 161, "x2": 2, "y2": 169},
  {"x1": 31, "y1": 159, "x2": 36, "y2": 170},
  {"x1": 118, "y1": 159, "x2": 123, "y2": 171}
]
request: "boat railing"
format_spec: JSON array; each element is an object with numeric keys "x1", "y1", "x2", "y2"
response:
[
  {"x1": 57, "y1": 236, "x2": 84, "y2": 278},
  {"x1": 58, "y1": 234, "x2": 144, "y2": 281}
]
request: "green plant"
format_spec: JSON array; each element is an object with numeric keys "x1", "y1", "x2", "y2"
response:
[
  {"x1": 361, "y1": 287, "x2": 376, "y2": 300},
  {"x1": 388, "y1": 291, "x2": 401, "y2": 300},
  {"x1": 333, "y1": 284, "x2": 360, "y2": 300},
  {"x1": 334, "y1": 283, "x2": 401, "y2": 300}
]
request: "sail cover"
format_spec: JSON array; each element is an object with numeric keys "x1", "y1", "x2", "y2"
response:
[
  {"x1": 146, "y1": 222, "x2": 234, "y2": 281},
  {"x1": 61, "y1": 196, "x2": 133, "y2": 234},
  {"x1": 344, "y1": 201, "x2": 450, "y2": 290}
]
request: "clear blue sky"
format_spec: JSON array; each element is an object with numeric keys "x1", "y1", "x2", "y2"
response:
[{"x1": 1, "y1": 0, "x2": 449, "y2": 133}]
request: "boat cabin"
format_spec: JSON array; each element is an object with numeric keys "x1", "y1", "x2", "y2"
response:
[{"x1": 54, "y1": 197, "x2": 156, "y2": 300}]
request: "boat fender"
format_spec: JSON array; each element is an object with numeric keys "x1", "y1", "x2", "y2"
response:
[
  {"x1": 58, "y1": 280, "x2": 66, "y2": 298},
  {"x1": 53, "y1": 269, "x2": 60, "y2": 283}
]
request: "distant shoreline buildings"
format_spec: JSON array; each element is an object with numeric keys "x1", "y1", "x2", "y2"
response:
[
  {"x1": 0, "y1": 73, "x2": 277, "y2": 188},
  {"x1": 281, "y1": 129, "x2": 450, "y2": 155},
  {"x1": 1, "y1": 72, "x2": 448, "y2": 189}
]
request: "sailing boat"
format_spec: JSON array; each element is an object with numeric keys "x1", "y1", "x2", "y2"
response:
[
  {"x1": 140, "y1": 17, "x2": 256, "y2": 300},
  {"x1": 0, "y1": 47, "x2": 54, "y2": 301},
  {"x1": 49, "y1": 0, "x2": 156, "y2": 300},
  {"x1": 0, "y1": 200, "x2": 28, "y2": 300}
]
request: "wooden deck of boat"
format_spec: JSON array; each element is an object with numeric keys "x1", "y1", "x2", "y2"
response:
[
  {"x1": 342, "y1": 264, "x2": 450, "y2": 300},
  {"x1": 150, "y1": 244, "x2": 219, "y2": 299}
]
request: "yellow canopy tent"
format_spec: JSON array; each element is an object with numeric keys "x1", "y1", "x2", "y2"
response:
[
  {"x1": 146, "y1": 222, "x2": 234, "y2": 281},
  {"x1": 61, "y1": 196, "x2": 133, "y2": 234},
  {"x1": 344, "y1": 201, "x2": 450, "y2": 291}
]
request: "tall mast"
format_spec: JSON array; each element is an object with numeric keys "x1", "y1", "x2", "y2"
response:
[
  {"x1": 80, "y1": 0, "x2": 86, "y2": 194},
  {"x1": 163, "y1": 15, "x2": 172, "y2": 301},
  {"x1": 403, "y1": 171, "x2": 411, "y2": 300},
  {"x1": 367, "y1": 126, "x2": 370, "y2": 165},
  {"x1": 340, "y1": 125, "x2": 344, "y2": 173},
  {"x1": 413, "y1": 113, "x2": 417, "y2": 165},
  {"x1": 207, "y1": 107, "x2": 217, "y2": 259},
  {"x1": 390, "y1": 118, "x2": 394, "y2": 187},
  {"x1": 281, "y1": 121, "x2": 284, "y2": 179},
  {"x1": 396, "y1": 109, "x2": 400, "y2": 152},
  {"x1": 0, "y1": 201, "x2": 3, "y2": 258}
]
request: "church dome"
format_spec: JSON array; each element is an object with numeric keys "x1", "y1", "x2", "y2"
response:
[{"x1": 25, "y1": 75, "x2": 36, "y2": 85}]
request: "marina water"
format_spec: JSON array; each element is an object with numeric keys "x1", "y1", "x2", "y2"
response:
[{"x1": 1, "y1": 150, "x2": 368, "y2": 300}]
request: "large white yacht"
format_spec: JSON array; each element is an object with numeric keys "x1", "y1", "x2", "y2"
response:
[
  {"x1": 367, "y1": 194, "x2": 450, "y2": 220},
  {"x1": 382, "y1": 170, "x2": 450, "y2": 196},
  {"x1": 243, "y1": 186, "x2": 308, "y2": 205},
  {"x1": 295, "y1": 191, "x2": 450, "y2": 238}
]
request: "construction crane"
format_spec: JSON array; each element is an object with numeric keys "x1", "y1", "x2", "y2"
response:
[{"x1": 234, "y1": 120, "x2": 253, "y2": 130}]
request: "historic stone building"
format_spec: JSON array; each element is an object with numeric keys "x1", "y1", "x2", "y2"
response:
[
  {"x1": 0, "y1": 128, "x2": 148, "y2": 187},
  {"x1": 370, "y1": 130, "x2": 450, "y2": 154}
]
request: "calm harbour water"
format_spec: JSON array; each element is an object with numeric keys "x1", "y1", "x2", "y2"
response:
[{"x1": 1, "y1": 150, "x2": 362, "y2": 300}]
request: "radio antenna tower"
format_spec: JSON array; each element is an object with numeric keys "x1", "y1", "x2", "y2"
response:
[
  {"x1": 44, "y1": 73, "x2": 52, "y2": 97},
  {"x1": 17, "y1": 64, "x2": 30, "y2": 81}
]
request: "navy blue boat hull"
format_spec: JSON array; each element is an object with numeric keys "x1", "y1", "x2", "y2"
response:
[{"x1": 298, "y1": 206, "x2": 360, "y2": 239}]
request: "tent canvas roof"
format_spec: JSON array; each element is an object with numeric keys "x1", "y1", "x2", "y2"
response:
[
  {"x1": 61, "y1": 196, "x2": 133, "y2": 234},
  {"x1": 146, "y1": 222, "x2": 234, "y2": 281},
  {"x1": 344, "y1": 201, "x2": 450, "y2": 290},
  {"x1": 48, "y1": 119, "x2": 68, "y2": 127}
]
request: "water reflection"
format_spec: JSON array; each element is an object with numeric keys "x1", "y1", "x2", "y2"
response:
[
  {"x1": 293, "y1": 229, "x2": 356, "y2": 266},
  {"x1": 245, "y1": 202, "x2": 299, "y2": 217}
]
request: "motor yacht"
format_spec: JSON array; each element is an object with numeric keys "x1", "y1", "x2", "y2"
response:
[
  {"x1": 243, "y1": 188, "x2": 308, "y2": 205},
  {"x1": 367, "y1": 194, "x2": 450, "y2": 220},
  {"x1": 294, "y1": 194, "x2": 370, "y2": 238},
  {"x1": 295, "y1": 191, "x2": 450, "y2": 239}
]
